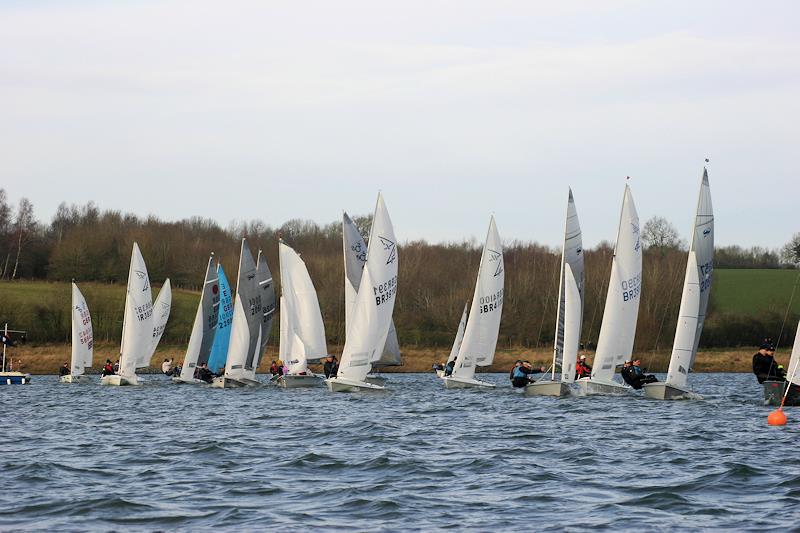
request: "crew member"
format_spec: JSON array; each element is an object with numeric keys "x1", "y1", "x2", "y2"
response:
[
  {"x1": 575, "y1": 355, "x2": 592, "y2": 379},
  {"x1": 620, "y1": 360, "x2": 635, "y2": 387},
  {"x1": 753, "y1": 341, "x2": 782, "y2": 383},
  {"x1": 102, "y1": 359, "x2": 115, "y2": 377},
  {"x1": 444, "y1": 358, "x2": 456, "y2": 377},
  {"x1": 323, "y1": 355, "x2": 339, "y2": 378},
  {"x1": 59, "y1": 362, "x2": 70, "y2": 376},
  {"x1": 511, "y1": 361, "x2": 538, "y2": 388},
  {"x1": 628, "y1": 358, "x2": 658, "y2": 389}
]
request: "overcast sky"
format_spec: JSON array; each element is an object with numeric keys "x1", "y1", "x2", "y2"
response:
[{"x1": 1, "y1": 1, "x2": 798, "y2": 249}]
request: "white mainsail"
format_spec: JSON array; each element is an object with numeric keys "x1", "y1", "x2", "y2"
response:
[
  {"x1": 787, "y1": 319, "x2": 800, "y2": 388},
  {"x1": 343, "y1": 212, "x2": 402, "y2": 366},
  {"x1": 336, "y1": 194, "x2": 398, "y2": 383},
  {"x1": 552, "y1": 188, "x2": 584, "y2": 379},
  {"x1": 451, "y1": 217, "x2": 504, "y2": 380},
  {"x1": 70, "y1": 282, "x2": 93, "y2": 375},
  {"x1": 279, "y1": 240, "x2": 328, "y2": 374},
  {"x1": 590, "y1": 185, "x2": 642, "y2": 383},
  {"x1": 560, "y1": 264, "x2": 582, "y2": 384},
  {"x1": 140, "y1": 278, "x2": 171, "y2": 368},
  {"x1": 446, "y1": 303, "x2": 469, "y2": 365},
  {"x1": 119, "y1": 242, "x2": 154, "y2": 380},
  {"x1": 665, "y1": 169, "x2": 714, "y2": 388},
  {"x1": 224, "y1": 239, "x2": 262, "y2": 381},
  {"x1": 178, "y1": 256, "x2": 220, "y2": 381}
]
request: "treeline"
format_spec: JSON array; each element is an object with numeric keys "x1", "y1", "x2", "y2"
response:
[{"x1": 0, "y1": 192, "x2": 797, "y2": 350}]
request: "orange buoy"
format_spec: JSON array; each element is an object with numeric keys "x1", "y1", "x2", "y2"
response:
[{"x1": 768, "y1": 409, "x2": 787, "y2": 426}]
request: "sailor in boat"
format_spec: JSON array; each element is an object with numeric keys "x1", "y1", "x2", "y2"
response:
[
  {"x1": 269, "y1": 360, "x2": 280, "y2": 377},
  {"x1": 443, "y1": 359, "x2": 456, "y2": 377},
  {"x1": 59, "y1": 362, "x2": 70, "y2": 377},
  {"x1": 194, "y1": 362, "x2": 215, "y2": 383},
  {"x1": 323, "y1": 354, "x2": 339, "y2": 378},
  {"x1": 161, "y1": 358, "x2": 179, "y2": 377},
  {"x1": 432, "y1": 362, "x2": 445, "y2": 373},
  {"x1": 620, "y1": 360, "x2": 635, "y2": 387},
  {"x1": 575, "y1": 355, "x2": 592, "y2": 379},
  {"x1": 626, "y1": 358, "x2": 658, "y2": 390},
  {"x1": 752, "y1": 341, "x2": 784, "y2": 384},
  {"x1": 510, "y1": 361, "x2": 535, "y2": 388},
  {"x1": 101, "y1": 359, "x2": 115, "y2": 377},
  {"x1": 113, "y1": 360, "x2": 120, "y2": 373}
]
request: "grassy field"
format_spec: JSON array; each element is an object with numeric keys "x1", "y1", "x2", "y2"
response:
[{"x1": 712, "y1": 269, "x2": 800, "y2": 315}]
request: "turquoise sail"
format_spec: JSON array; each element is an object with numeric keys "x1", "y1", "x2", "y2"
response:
[{"x1": 207, "y1": 264, "x2": 233, "y2": 374}]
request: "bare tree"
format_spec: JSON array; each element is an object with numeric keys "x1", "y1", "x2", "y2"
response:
[
  {"x1": 11, "y1": 198, "x2": 36, "y2": 280},
  {"x1": 0, "y1": 189, "x2": 11, "y2": 278},
  {"x1": 781, "y1": 233, "x2": 800, "y2": 266},
  {"x1": 641, "y1": 216, "x2": 683, "y2": 250}
]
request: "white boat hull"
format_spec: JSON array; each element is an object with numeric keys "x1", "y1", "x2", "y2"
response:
[
  {"x1": 576, "y1": 377, "x2": 629, "y2": 395},
  {"x1": 59, "y1": 374, "x2": 91, "y2": 384},
  {"x1": 278, "y1": 374, "x2": 321, "y2": 388},
  {"x1": 326, "y1": 377, "x2": 385, "y2": 392},
  {"x1": 442, "y1": 375, "x2": 496, "y2": 389},
  {"x1": 171, "y1": 377, "x2": 207, "y2": 385},
  {"x1": 643, "y1": 382, "x2": 701, "y2": 400},
  {"x1": 364, "y1": 374, "x2": 387, "y2": 387},
  {"x1": 524, "y1": 380, "x2": 572, "y2": 397},
  {"x1": 100, "y1": 374, "x2": 139, "y2": 386},
  {"x1": 210, "y1": 376, "x2": 248, "y2": 388},
  {"x1": 435, "y1": 369, "x2": 445, "y2": 378}
]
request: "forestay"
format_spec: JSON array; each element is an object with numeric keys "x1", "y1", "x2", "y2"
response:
[
  {"x1": 224, "y1": 239, "x2": 262, "y2": 380},
  {"x1": 591, "y1": 185, "x2": 642, "y2": 383},
  {"x1": 336, "y1": 194, "x2": 399, "y2": 383},
  {"x1": 560, "y1": 264, "x2": 581, "y2": 384},
  {"x1": 207, "y1": 265, "x2": 233, "y2": 374},
  {"x1": 552, "y1": 188, "x2": 584, "y2": 378},
  {"x1": 446, "y1": 303, "x2": 468, "y2": 365},
  {"x1": 179, "y1": 256, "x2": 220, "y2": 381},
  {"x1": 70, "y1": 282, "x2": 93, "y2": 376},
  {"x1": 343, "y1": 212, "x2": 402, "y2": 366},
  {"x1": 119, "y1": 242, "x2": 154, "y2": 379},
  {"x1": 140, "y1": 279, "x2": 171, "y2": 368},
  {"x1": 451, "y1": 217, "x2": 504, "y2": 380},
  {"x1": 279, "y1": 241, "x2": 328, "y2": 374}
]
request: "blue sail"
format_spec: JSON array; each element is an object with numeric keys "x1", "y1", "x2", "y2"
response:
[{"x1": 207, "y1": 264, "x2": 233, "y2": 374}]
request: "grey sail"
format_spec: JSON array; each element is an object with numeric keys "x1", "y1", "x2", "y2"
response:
[
  {"x1": 553, "y1": 188, "x2": 585, "y2": 372},
  {"x1": 342, "y1": 212, "x2": 402, "y2": 366},
  {"x1": 688, "y1": 168, "x2": 714, "y2": 370},
  {"x1": 251, "y1": 249, "x2": 276, "y2": 372},
  {"x1": 230, "y1": 239, "x2": 261, "y2": 375}
]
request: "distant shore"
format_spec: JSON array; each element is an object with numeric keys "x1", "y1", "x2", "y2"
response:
[{"x1": 0, "y1": 343, "x2": 773, "y2": 375}]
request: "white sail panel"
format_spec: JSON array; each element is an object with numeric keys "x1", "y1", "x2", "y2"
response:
[
  {"x1": 447, "y1": 303, "x2": 468, "y2": 364},
  {"x1": 179, "y1": 256, "x2": 220, "y2": 381},
  {"x1": 553, "y1": 188, "x2": 585, "y2": 372},
  {"x1": 689, "y1": 169, "x2": 714, "y2": 370},
  {"x1": 452, "y1": 217, "x2": 504, "y2": 379},
  {"x1": 591, "y1": 185, "x2": 642, "y2": 382},
  {"x1": 337, "y1": 194, "x2": 399, "y2": 382},
  {"x1": 224, "y1": 239, "x2": 260, "y2": 379},
  {"x1": 560, "y1": 264, "x2": 581, "y2": 384},
  {"x1": 279, "y1": 241, "x2": 328, "y2": 374},
  {"x1": 119, "y1": 242, "x2": 153, "y2": 379},
  {"x1": 665, "y1": 252, "x2": 700, "y2": 388},
  {"x1": 70, "y1": 282, "x2": 93, "y2": 375},
  {"x1": 140, "y1": 278, "x2": 171, "y2": 368},
  {"x1": 787, "y1": 319, "x2": 800, "y2": 387}
]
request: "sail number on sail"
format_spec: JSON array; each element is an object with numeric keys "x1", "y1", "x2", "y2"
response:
[
  {"x1": 248, "y1": 296, "x2": 263, "y2": 316},
  {"x1": 479, "y1": 289, "x2": 503, "y2": 314},
  {"x1": 135, "y1": 302, "x2": 153, "y2": 322},
  {"x1": 374, "y1": 275, "x2": 398, "y2": 306},
  {"x1": 699, "y1": 260, "x2": 713, "y2": 292},
  {"x1": 621, "y1": 273, "x2": 642, "y2": 302}
]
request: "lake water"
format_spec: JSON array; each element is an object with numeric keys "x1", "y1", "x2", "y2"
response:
[{"x1": 1, "y1": 373, "x2": 799, "y2": 532}]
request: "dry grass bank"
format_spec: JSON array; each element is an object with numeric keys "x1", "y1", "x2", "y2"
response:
[{"x1": 3, "y1": 342, "x2": 769, "y2": 375}]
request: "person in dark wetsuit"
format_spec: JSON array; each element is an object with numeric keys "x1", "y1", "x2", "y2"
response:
[
  {"x1": 753, "y1": 342, "x2": 782, "y2": 383},
  {"x1": 510, "y1": 361, "x2": 544, "y2": 388},
  {"x1": 444, "y1": 359, "x2": 456, "y2": 377},
  {"x1": 619, "y1": 360, "x2": 634, "y2": 386},
  {"x1": 59, "y1": 362, "x2": 70, "y2": 376},
  {"x1": 323, "y1": 355, "x2": 339, "y2": 378},
  {"x1": 197, "y1": 363, "x2": 214, "y2": 383},
  {"x1": 628, "y1": 359, "x2": 658, "y2": 389}
]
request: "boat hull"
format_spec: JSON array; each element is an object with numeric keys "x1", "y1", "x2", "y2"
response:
[
  {"x1": 643, "y1": 382, "x2": 700, "y2": 400},
  {"x1": 435, "y1": 369, "x2": 445, "y2": 378},
  {"x1": 59, "y1": 374, "x2": 91, "y2": 384},
  {"x1": 442, "y1": 376, "x2": 496, "y2": 389},
  {"x1": 326, "y1": 377, "x2": 385, "y2": 392},
  {"x1": 171, "y1": 377, "x2": 207, "y2": 385},
  {"x1": 524, "y1": 380, "x2": 571, "y2": 397},
  {"x1": 100, "y1": 374, "x2": 139, "y2": 386},
  {"x1": 576, "y1": 378, "x2": 629, "y2": 395},
  {"x1": 0, "y1": 372, "x2": 32, "y2": 385},
  {"x1": 210, "y1": 376, "x2": 248, "y2": 389},
  {"x1": 364, "y1": 375, "x2": 387, "y2": 387},
  {"x1": 763, "y1": 380, "x2": 800, "y2": 407},
  {"x1": 278, "y1": 374, "x2": 321, "y2": 388}
]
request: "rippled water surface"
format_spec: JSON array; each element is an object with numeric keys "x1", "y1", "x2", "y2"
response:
[{"x1": 2, "y1": 373, "x2": 799, "y2": 532}]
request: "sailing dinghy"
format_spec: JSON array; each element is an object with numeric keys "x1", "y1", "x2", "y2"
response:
[
  {"x1": 644, "y1": 168, "x2": 713, "y2": 400},
  {"x1": 442, "y1": 217, "x2": 504, "y2": 390},
  {"x1": 102, "y1": 242, "x2": 157, "y2": 386},
  {"x1": 527, "y1": 189, "x2": 584, "y2": 397},
  {"x1": 276, "y1": 240, "x2": 327, "y2": 388},
  {"x1": 763, "y1": 319, "x2": 800, "y2": 406},
  {"x1": 437, "y1": 303, "x2": 468, "y2": 378},
  {"x1": 174, "y1": 255, "x2": 220, "y2": 384},
  {"x1": 576, "y1": 184, "x2": 642, "y2": 395},
  {"x1": 212, "y1": 239, "x2": 264, "y2": 388},
  {"x1": 343, "y1": 212, "x2": 402, "y2": 385},
  {"x1": 61, "y1": 282, "x2": 94, "y2": 383},
  {"x1": 327, "y1": 193, "x2": 398, "y2": 392}
]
